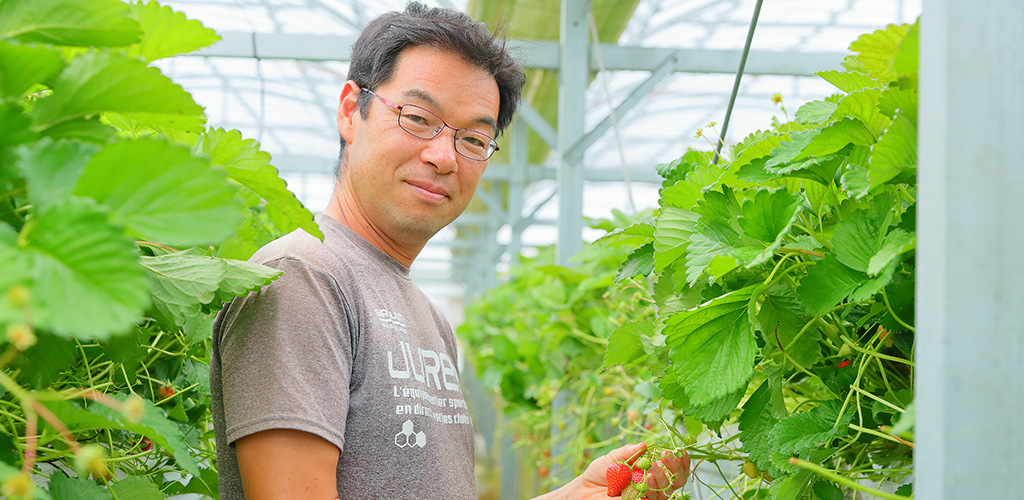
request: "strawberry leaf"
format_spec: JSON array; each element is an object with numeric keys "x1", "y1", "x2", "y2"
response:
[
  {"x1": 832, "y1": 200, "x2": 894, "y2": 273},
  {"x1": 794, "y1": 100, "x2": 837, "y2": 125},
  {"x1": 74, "y1": 138, "x2": 243, "y2": 246},
  {"x1": 604, "y1": 320, "x2": 652, "y2": 368},
  {"x1": 664, "y1": 287, "x2": 757, "y2": 406},
  {"x1": 0, "y1": 40, "x2": 64, "y2": 99},
  {"x1": 738, "y1": 380, "x2": 781, "y2": 474},
  {"x1": 797, "y1": 253, "x2": 895, "y2": 316},
  {"x1": 109, "y1": 477, "x2": 162, "y2": 500},
  {"x1": 868, "y1": 112, "x2": 916, "y2": 189},
  {"x1": 123, "y1": 1, "x2": 220, "y2": 62},
  {"x1": 757, "y1": 287, "x2": 822, "y2": 368},
  {"x1": 849, "y1": 24, "x2": 910, "y2": 83},
  {"x1": 32, "y1": 50, "x2": 205, "y2": 132},
  {"x1": 615, "y1": 243, "x2": 654, "y2": 285},
  {"x1": 653, "y1": 206, "x2": 698, "y2": 271},
  {"x1": 193, "y1": 128, "x2": 322, "y2": 241},
  {"x1": 0, "y1": 0, "x2": 140, "y2": 47},
  {"x1": 813, "y1": 481, "x2": 844, "y2": 500},
  {"x1": 814, "y1": 70, "x2": 882, "y2": 93},
  {"x1": 867, "y1": 229, "x2": 915, "y2": 276},
  {"x1": 16, "y1": 138, "x2": 98, "y2": 213},
  {"x1": 49, "y1": 474, "x2": 112, "y2": 500},
  {"x1": 834, "y1": 90, "x2": 887, "y2": 136},
  {"x1": 21, "y1": 198, "x2": 150, "y2": 339},
  {"x1": 769, "y1": 399, "x2": 853, "y2": 457}
]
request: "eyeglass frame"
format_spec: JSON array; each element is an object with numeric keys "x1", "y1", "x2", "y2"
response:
[{"x1": 359, "y1": 88, "x2": 500, "y2": 161}]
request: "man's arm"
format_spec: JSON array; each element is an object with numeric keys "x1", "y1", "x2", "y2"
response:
[{"x1": 236, "y1": 429, "x2": 341, "y2": 500}]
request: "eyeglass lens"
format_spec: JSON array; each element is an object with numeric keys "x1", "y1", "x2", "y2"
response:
[{"x1": 397, "y1": 105, "x2": 496, "y2": 161}]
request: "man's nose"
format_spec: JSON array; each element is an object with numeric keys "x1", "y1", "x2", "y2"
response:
[{"x1": 421, "y1": 128, "x2": 459, "y2": 173}]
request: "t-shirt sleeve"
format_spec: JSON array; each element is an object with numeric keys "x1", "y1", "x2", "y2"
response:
[{"x1": 216, "y1": 256, "x2": 352, "y2": 451}]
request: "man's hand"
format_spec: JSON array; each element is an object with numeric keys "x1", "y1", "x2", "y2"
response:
[
  {"x1": 539, "y1": 443, "x2": 691, "y2": 500},
  {"x1": 236, "y1": 428, "x2": 341, "y2": 500}
]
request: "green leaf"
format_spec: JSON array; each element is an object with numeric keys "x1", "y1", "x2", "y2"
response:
[
  {"x1": 770, "y1": 399, "x2": 853, "y2": 457},
  {"x1": 596, "y1": 217, "x2": 655, "y2": 243},
  {"x1": 894, "y1": 483, "x2": 913, "y2": 496},
  {"x1": 8, "y1": 331, "x2": 77, "y2": 388},
  {"x1": 0, "y1": 0, "x2": 140, "y2": 47},
  {"x1": 812, "y1": 481, "x2": 844, "y2": 500},
  {"x1": 49, "y1": 475, "x2": 113, "y2": 500},
  {"x1": 833, "y1": 90, "x2": 887, "y2": 136},
  {"x1": 603, "y1": 320, "x2": 651, "y2": 368},
  {"x1": 731, "y1": 133, "x2": 783, "y2": 170},
  {"x1": 770, "y1": 466, "x2": 813, "y2": 500},
  {"x1": 17, "y1": 138, "x2": 98, "y2": 213},
  {"x1": 849, "y1": 24, "x2": 910, "y2": 83},
  {"x1": 615, "y1": 243, "x2": 654, "y2": 285},
  {"x1": 878, "y1": 87, "x2": 917, "y2": 124},
  {"x1": 123, "y1": 1, "x2": 220, "y2": 62},
  {"x1": 22, "y1": 198, "x2": 149, "y2": 338},
  {"x1": 182, "y1": 358, "x2": 211, "y2": 399},
  {"x1": 815, "y1": 70, "x2": 882, "y2": 93},
  {"x1": 758, "y1": 288, "x2": 822, "y2": 368},
  {"x1": 664, "y1": 287, "x2": 757, "y2": 406},
  {"x1": 794, "y1": 100, "x2": 837, "y2": 125},
  {"x1": 141, "y1": 249, "x2": 280, "y2": 326},
  {"x1": 74, "y1": 138, "x2": 243, "y2": 246},
  {"x1": 868, "y1": 112, "x2": 916, "y2": 189},
  {"x1": 893, "y1": 22, "x2": 919, "y2": 76},
  {"x1": 0, "y1": 431, "x2": 19, "y2": 466},
  {"x1": 738, "y1": 380, "x2": 780, "y2": 472},
  {"x1": 100, "y1": 326, "x2": 148, "y2": 384},
  {"x1": 688, "y1": 384, "x2": 744, "y2": 429},
  {"x1": 0, "y1": 40, "x2": 64, "y2": 99},
  {"x1": 738, "y1": 189, "x2": 804, "y2": 244},
  {"x1": 32, "y1": 50, "x2": 204, "y2": 132},
  {"x1": 86, "y1": 395, "x2": 201, "y2": 476},
  {"x1": 840, "y1": 164, "x2": 870, "y2": 199},
  {"x1": 193, "y1": 128, "x2": 321, "y2": 240},
  {"x1": 832, "y1": 202, "x2": 894, "y2": 273},
  {"x1": 39, "y1": 117, "x2": 117, "y2": 144},
  {"x1": 868, "y1": 229, "x2": 914, "y2": 276},
  {"x1": 653, "y1": 206, "x2": 698, "y2": 271},
  {"x1": 797, "y1": 253, "x2": 896, "y2": 316},
  {"x1": 108, "y1": 477, "x2": 162, "y2": 500}
]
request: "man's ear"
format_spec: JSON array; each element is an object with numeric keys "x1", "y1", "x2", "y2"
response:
[{"x1": 336, "y1": 80, "x2": 361, "y2": 144}]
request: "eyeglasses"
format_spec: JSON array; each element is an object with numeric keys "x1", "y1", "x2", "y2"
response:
[{"x1": 361, "y1": 88, "x2": 499, "y2": 161}]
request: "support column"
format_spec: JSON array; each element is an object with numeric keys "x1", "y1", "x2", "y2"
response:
[
  {"x1": 507, "y1": 118, "x2": 528, "y2": 262},
  {"x1": 555, "y1": 0, "x2": 589, "y2": 266},
  {"x1": 917, "y1": 1, "x2": 1024, "y2": 498}
]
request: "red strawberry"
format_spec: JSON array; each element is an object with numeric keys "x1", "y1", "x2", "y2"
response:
[
  {"x1": 606, "y1": 462, "x2": 632, "y2": 496},
  {"x1": 140, "y1": 437, "x2": 152, "y2": 451},
  {"x1": 631, "y1": 468, "x2": 644, "y2": 484},
  {"x1": 838, "y1": 360, "x2": 851, "y2": 369},
  {"x1": 158, "y1": 385, "x2": 175, "y2": 400}
]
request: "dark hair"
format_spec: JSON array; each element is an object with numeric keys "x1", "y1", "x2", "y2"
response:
[{"x1": 335, "y1": 2, "x2": 526, "y2": 175}]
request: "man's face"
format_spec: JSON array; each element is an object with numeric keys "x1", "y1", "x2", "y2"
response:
[{"x1": 337, "y1": 45, "x2": 501, "y2": 245}]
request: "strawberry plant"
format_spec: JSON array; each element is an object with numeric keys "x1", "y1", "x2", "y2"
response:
[
  {"x1": 0, "y1": 0, "x2": 317, "y2": 497},
  {"x1": 463, "y1": 21, "x2": 919, "y2": 500}
]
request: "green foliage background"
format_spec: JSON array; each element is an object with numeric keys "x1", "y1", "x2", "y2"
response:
[
  {"x1": 0, "y1": 0, "x2": 319, "y2": 498},
  {"x1": 459, "y1": 22, "x2": 919, "y2": 500}
]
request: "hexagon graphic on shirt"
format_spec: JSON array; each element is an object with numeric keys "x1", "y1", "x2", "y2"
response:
[{"x1": 395, "y1": 419, "x2": 425, "y2": 448}]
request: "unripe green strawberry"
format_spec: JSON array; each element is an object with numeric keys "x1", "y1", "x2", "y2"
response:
[
  {"x1": 635, "y1": 456, "x2": 652, "y2": 471},
  {"x1": 620, "y1": 482, "x2": 641, "y2": 500},
  {"x1": 635, "y1": 482, "x2": 648, "y2": 495},
  {"x1": 741, "y1": 461, "x2": 759, "y2": 479},
  {"x1": 838, "y1": 342, "x2": 854, "y2": 358},
  {"x1": 74, "y1": 444, "x2": 108, "y2": 479}
]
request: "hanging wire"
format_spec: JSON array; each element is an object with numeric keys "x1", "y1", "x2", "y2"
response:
[
  {"x1": 712, "y1": 0, "x2": 765, "y2": 165},
  {"x1": 588, "y1": 9, "x2": 637, "y2": 215}
]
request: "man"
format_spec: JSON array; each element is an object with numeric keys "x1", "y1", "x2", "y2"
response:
[{"x1": 210, "y1": 3, "x2": 689, "y2": 499}]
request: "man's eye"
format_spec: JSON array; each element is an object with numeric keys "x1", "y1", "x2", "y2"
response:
[
  {"x1": 404, "y1": 113, "x2": 430, "y2": 125},
  {"x1": 461, "y1": 135, "x2": 486, "y2": 148}
]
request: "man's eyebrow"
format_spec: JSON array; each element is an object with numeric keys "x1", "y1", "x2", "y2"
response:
[{"x1": 400, "y1": 88, "x2": 498, "y2": 133}]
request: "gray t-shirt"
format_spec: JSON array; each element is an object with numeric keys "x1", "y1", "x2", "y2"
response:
[{"x1": 210, "y1": 214, "x2": 476, "y2": 499}]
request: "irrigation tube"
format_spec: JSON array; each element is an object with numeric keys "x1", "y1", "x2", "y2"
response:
[{"x1": 712, "y1": 0, "x2": 765, "y2": 165}]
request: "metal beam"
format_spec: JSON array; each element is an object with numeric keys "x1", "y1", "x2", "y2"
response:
[
  {"x1": 918, "y1": 1, "x2": 1024, "y2": 499},
  {"x1": 555, "y1": 0, "x2": 588, "y2": 267},
  {"x1": 516, "y1": 101, "x2": 559, "y2": 150},
  {"x1": 195, "y1": 31, "x2": 843, "y2": 76},
  {"x1": 564, "y1": 49, "x2": 681, "y2": 165}
]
